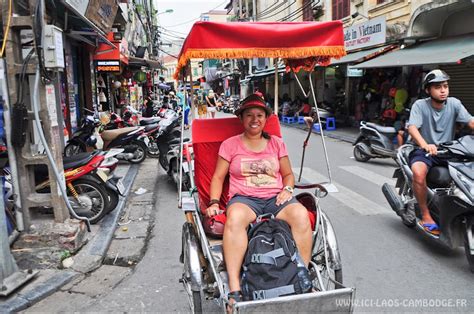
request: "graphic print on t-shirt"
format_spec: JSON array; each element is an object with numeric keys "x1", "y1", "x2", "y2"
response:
[{"x1": 241, "y1": 157, "x2": 278, "y2": 187}]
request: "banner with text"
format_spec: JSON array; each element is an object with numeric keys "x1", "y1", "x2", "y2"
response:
[{"x1": 344, "y1": 16, "x2": 386, "y2": 51}]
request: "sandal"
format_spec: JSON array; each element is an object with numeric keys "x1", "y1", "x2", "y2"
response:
[
  {"x1": 418, "y1": 221, "x2": 440, "y2": 236},
  {"x1": 227, "y1": 291, "x2": 242, "y2": 313}
]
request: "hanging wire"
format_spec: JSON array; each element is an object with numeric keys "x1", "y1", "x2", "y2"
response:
[{"x1": 0, "y1": 0, "x2": 13, "y2": 57}]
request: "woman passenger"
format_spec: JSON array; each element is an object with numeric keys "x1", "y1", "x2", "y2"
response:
[{"x1": 205, "y1": 94, "x2": 312, "y2": 307}]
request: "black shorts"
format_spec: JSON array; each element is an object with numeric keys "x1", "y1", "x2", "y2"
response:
[
  {"x1": 227, "y1": 194, "x2": 299, "y2": 217},
  {"x1": 409, "y1": 148, "x2": 447, "y2": 168}
]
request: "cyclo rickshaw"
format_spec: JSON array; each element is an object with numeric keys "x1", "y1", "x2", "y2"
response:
[{"x1": 175, "y1": 21, "x2": 356, "y2": 313}]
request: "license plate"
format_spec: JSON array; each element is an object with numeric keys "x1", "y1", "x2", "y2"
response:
[
  {"x1": 116, "y1": 179, "x2": 125, "y2": 195},
  {"x1": 182, "y1": 161, "x2": 189, "y2": 172},
  {"x1": 97, "y1": 170, "x2": 108, "y2": 182}
]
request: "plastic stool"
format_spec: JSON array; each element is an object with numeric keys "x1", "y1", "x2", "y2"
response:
[
  {"x1": 298, "y1": 116, "x2": 306, "y2": 124},
  {"x1": 312, "y1": 123, "x2": 321, "y2": 132},
  {"x1": 325, "y1": 117, "x2": 336, "y2": 130},
  {"x1": 283, "y1": 116, "x2": 295, "y2": 123}
]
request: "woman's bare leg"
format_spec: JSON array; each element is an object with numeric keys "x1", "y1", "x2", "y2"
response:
[
  {"x1": 223, "y1": 203, "x2": 256, "y2": 293},
  {"x1": 276, "y1": 203, "x2": 312, "y2": 265}
]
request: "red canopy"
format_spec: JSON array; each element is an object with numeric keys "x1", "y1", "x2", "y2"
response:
[{"x1": 174, "y1": 21, "x2": 346, "y2": 79}]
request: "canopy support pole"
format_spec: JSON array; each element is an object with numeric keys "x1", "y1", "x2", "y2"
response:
[
  {"x1": 308, "y1": 72, "x2": 334, "y2": 185},
  {"x1": 273, "y1": 58, "x2": 279, "y2": 114},
  {"x1": 178, "y1": 66, "x2": 189, "y2": 207}
]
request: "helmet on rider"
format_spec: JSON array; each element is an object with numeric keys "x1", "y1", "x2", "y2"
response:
[{"x1": 423, "y1": 69, "x2": 450, "y2": 89}]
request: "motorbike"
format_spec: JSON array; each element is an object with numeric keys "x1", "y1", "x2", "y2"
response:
[
  {"x1": 35, "y1": 150, "x2": 124, "y2": 223},
  {"x1": 382, "y1": 135, "x2": 474, "y2": 272},
  {"x1": 165, "y1": 138, "x2": 192, "y2": 191},
  {"x1": 64, "y1": 115, "x2": 149, "y2": 164},
  {"x1": 353, "y1": 121, "x2": 397, "y2": 162}
]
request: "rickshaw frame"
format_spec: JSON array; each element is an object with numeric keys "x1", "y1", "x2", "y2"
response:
[{"x1": 175, "y1": 21, "x2": 355, "y2": 313}]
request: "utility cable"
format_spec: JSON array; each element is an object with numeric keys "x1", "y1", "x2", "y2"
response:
[
  {"x1": 278, "y1": 0, "x2": 316, "y2": 21},
  {"x1": 0, "y1": 0, "x2": 13, "y2": 57},
  {"x1": 254, "y1": 0, "x2": 283, "y2": 18},
  {"x1": 257, "y1": 0, "x2": 297, "y2": 21},
  {"x1": 256, "y1": 1, "x2": 287, "y2": 19},
  {"x1": 161, "y1": 0, "x2": 228, "y2": 28}
]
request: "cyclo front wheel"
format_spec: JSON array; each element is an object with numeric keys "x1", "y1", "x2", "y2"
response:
[{"x1": 181, "y1": 222, "x2": 203, "y2": 313}]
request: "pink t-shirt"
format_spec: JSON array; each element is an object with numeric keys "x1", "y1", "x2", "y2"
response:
[{"x1": 219, "y1": 135, "x2": 288, "y2": 199}]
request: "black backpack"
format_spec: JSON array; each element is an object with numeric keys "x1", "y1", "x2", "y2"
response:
[{"x1": 241, "y1": 217, "x2": 312, "y2": 301}]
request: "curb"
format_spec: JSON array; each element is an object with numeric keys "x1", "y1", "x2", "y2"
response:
[{"x1": 0, "y1": 164, "x2": 140, "y2": 313}]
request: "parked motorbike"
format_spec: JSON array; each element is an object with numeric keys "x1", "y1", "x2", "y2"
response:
[
  {"x1": 35, "y1": 150, "x2": 123, "y2": 223},
  {"x1": 148, "y1": 109, "x2": 182, "y2": 160},
  {"x1": 64, "y1": 115, "x2": 149, "y2": 164},
  {"x1": 165, "y1": 138, "x2": 192, "y2": 191},
  {"x1": 382, "y1": 135, "x2": 474, "y2": 272},
  {"x1": 353, "y1": 121, "x2": 397, "y2": 162}
]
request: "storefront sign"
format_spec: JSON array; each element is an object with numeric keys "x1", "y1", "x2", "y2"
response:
[
  {"x1": 96, "y1": 60, "x2": 120, "y2": 72},
  {"x1": 85, "y1": 0, "x2": 118, "y2": 34},
  {"x1": 65, "y1": 0, "x2": 89, "y2": 16},
  {"x1": 347, "y1": 68, "x2": 364, "y2": 77},
  {"x1": 344, "y1": 16, "x2": 386, "y2": 51}
]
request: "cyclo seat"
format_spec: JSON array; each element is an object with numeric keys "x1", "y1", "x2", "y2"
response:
[{"x1": 192, "y1": 115, "x2": 317, "y2": 238}]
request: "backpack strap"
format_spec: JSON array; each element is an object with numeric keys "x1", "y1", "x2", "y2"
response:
[
  {"x1": 252, "y1": 284, "x2": 296, "y2": 300},
  {"x1": 251, "y1": 248, "x2": 285, "y2": 265}
]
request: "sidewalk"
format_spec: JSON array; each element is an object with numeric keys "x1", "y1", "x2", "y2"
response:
[
  {"x1": 0, "y1": 158, "x2": 159, "y2": 312},
  {"x1": 281, "y1": 119, "x2": 359, "y2": 144}
]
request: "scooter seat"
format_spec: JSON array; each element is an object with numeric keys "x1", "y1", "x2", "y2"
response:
[
  {"x1": 427, "y1": 166, "x2": 451, "y2": 188},
  {"x1": 101, "y1": 127, "x2": 140, "y2": 141},
  {"x1": 140, "y1": 117, "x2": 160, "y2": 125},
  {"x1": 144, "y1": 123, "x2": 159, "y2": 132},
  {"x1": 168, "y1": 138, "x2": 190, "y2": 146},
  {"x1": 63, "y1": 151, "x2": 98, "y2": 169},
  {"x1": 366, "y1": 122, "x2": 396, "y2": 134}
]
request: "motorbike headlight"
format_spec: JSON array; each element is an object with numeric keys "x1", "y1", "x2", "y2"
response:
[{"x1": 456, "y1": 171, "x2": 474, "y2": 205}]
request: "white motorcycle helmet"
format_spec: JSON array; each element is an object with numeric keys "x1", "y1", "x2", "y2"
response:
[{"x1": 423, "y1": 69, "x2": 450, "y2": 89}]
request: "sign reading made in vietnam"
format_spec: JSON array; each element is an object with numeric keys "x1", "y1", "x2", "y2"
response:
[
  {"x1": 85, "y1": 0, "x2": 118, "y2": 34},
  {"x1": 344, "y1": 16, "x2": 386, "y2": 51}
]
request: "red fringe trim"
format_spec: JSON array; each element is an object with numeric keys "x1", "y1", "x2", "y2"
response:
[{"x1": 173, "y1": 46, "x2": 346, "y2": 79}]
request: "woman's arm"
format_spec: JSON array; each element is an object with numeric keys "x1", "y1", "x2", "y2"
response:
[
  {"x1": 206, "y1": 156, "x2": 230, "y2": 216},
  {"x1": 276, "y1": 156, "x2": 294, "y2": 206}
]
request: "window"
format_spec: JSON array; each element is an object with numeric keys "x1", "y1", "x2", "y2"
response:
[
  {"x1": 332, "y1": 0, "x2": 349, "y2": 20},
  {"x1": 376, "y1": 0, "x2": 387, "y2": 4},
  {"x1": 302, "y1": 0, "x2": 313, "y2": 21}
]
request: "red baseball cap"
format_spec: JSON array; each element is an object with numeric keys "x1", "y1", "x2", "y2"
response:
[{"x1": 235, "y1": 94, "x2": 272, "y2": 117}]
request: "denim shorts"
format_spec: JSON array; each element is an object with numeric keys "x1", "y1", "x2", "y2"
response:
[
  {"x1": 227, "y1": 194, "x2": 299, "y2": 217},
  {"x1": 409, "y1": 148, "x2": 447, "y2": 168}
]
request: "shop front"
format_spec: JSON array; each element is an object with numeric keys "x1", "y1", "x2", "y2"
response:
[
  {"x1": 349, "y1": 1, "x2": 474, "y2": 115},
  {"x1": 93, "y1": 32, "x2": 130, "y2": 113}
]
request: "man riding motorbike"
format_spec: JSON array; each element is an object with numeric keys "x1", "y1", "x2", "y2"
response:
[{"x1": 407, "y1": 69, "x2": 474, "y2": 235}]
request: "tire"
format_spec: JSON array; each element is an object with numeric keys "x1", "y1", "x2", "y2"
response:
[
  {"x1": 353, "y1": 142, "x2": 371, "y2": 162},
  {"x1": 311, "y1": 214, "x2": 344, "y2": 291},
  {"x1": 106, "y1": 187, "x2": 120, "y2": 213},
  {"x1": 464, "y1": 216, "x2": 474, "y2": 273},
  {"x1": 147, "y1": 141, "x2": 160, "y2": 158},
  {"x1": 64, "y1": 142, "x2": 85, "y2": 157},
  {"x1": 129, "y1": 141, "x2": 147, "y2": 164},
  {"x1": 181, "y1": 222, "x2": 203, "y2": 314},
  {"x1": 68, "y1": 178, "x2": 110, "y2": 224},
  {"x1": 159, "y1": 154, "x2": 169, "y2": 171}
]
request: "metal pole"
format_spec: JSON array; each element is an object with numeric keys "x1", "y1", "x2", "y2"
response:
[
  {"x1": 273, "y1": 58, "x2": 278, "y2": 114},
  {"x1": 309, "y1": 72, "x2": 333, "y2": 183},
  {"x1": 0, "y1": 59, "x2": 23, "y2": 230},
  {"x1": 0, "y1": 179, "x2": 18, "y2": 283}
]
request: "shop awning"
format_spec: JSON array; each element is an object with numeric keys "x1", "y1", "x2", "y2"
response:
[
  {"x1": 350, "y1": 35, "x2": 474, "y2": 69},
  {"x1": 128, "y1": 56, "x2": 163, "y2": 69},
  {"x1": 330, "y1": 45, "x2": 395, "y2": 65}
]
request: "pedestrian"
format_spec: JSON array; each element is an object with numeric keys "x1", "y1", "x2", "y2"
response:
[
  {"x1": 142, "y1": 96, "x2": 154, "y2": 117},
  {"x1": 206, "y1": 89, "x2": 218, "y2": 118},
  {"x1": 296, "y1": 98, "x2": 312, "y2": 117},
  {"x1": 197, "y1": 92, "x2": 207, "y2": 119}
]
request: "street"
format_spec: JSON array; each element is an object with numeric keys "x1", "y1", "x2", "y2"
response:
[{"x1": 26, "y1": 122, "x2": 473, "y2": 313}]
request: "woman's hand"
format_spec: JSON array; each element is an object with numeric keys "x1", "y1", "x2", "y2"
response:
[
  {"x1": 276, "y1": 189, "x2": 293, "y2": 206},
  {"x1": 206, "y1": 203, "x2": 221, "y2": 217}
]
